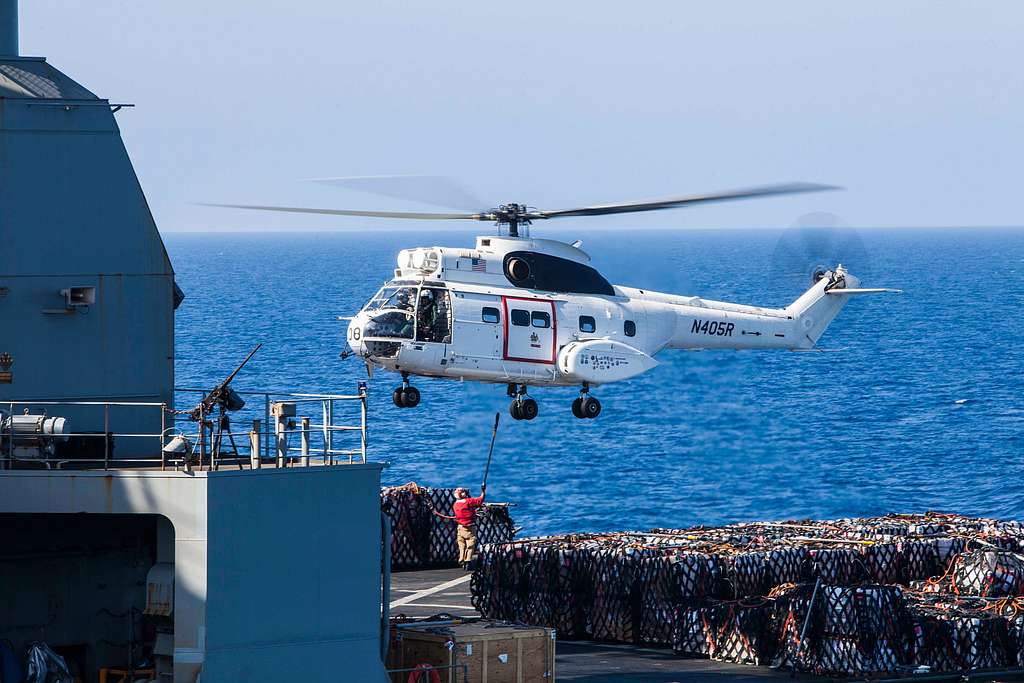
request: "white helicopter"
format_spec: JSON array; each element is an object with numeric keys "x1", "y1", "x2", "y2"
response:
[{"x1": 209, "y1": 181, "x2": 899, "y2": 420}]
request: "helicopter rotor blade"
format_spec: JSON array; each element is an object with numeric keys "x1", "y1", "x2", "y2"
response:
[
  {"x1": 529, "y1": 183, "x2": 839, "y2": 220},
  {"x1": 306, "y1": 175, "x2": 487, "y2": 212},
  {"x1": 198, "y1": 203, "x2": 492, "y2": 221},
  {"x1": 200, "y1": 182, "x2": 838, "y2": 227}
]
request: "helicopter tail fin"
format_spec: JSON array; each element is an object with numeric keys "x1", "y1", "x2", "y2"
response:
[{"x1": 784, "y1": 267, "x2": 860, "y2": 349}]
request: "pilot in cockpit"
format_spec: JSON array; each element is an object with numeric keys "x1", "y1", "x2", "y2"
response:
[
  {"x1": 395, "y1": 288, "x2": 414, "y2": 312},
  {"x1": 417, "y1": 289, "x2": 437, "y2": 342}
]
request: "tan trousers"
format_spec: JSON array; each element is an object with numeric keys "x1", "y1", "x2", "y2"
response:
[{"x1": 457, "y1": 524, "x2": 478, "y2": 564}]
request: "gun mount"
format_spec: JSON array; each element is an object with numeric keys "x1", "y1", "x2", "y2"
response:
[
  {"x1": 187, "y1": 343, "x2": 261, "y2": 422},
  {"x1": 175, "y1": 344, "x2": 262, "y2": 465}
]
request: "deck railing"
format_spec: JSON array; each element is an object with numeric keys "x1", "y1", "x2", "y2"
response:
[{"x1": 0, "y1": 383, "x2": 368, "y2": 471}]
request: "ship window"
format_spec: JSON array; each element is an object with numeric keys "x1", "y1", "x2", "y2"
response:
[
  {"x1": 482, "y1": 307, "x2": 500, "y2": 324},
  {"x1": 624, "y1": 320, "x2": 636, "y2": 337},
  {"x1": 579, "y1": 315, "x2": 596, "y2": 333},
  {"x1": 510, "y1": 309, "x2": 530, "y2": 326},
  {"x1": 531, "y1": 311, "x2": 551, "y2": 329}
]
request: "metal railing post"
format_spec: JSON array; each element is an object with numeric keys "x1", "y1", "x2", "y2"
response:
[
  {"x1": 198, "y1": 405, "x2": 206, "y2": 465},
  {"x1": 321, "y1": 400, "x2": 329, "y2": 462},
  {"x1": 275, "y1": 414, "x2": 286, "y2": 468},
  {"x1": 327, "y1": 399, "x2": 334, "y2": 466},
  {"x1": 5, "y1": 401, "x2": 13, "y2": 466},
  {"x1": 160, "y1": 403, "x2": 167, "y2": 471},
  {"x1": 300, "y1": 417, "x2": 310, "y2": 467},
  {"x1": 250, "y1": 419, "x2": 261, "y2": 469},
  {"x1": 263, "y1": 393, "x2": 270, "y2": 461},
  {"x1": 359, "y1": 384, "x2": 367, "y2": 464},
  {"x1": 103, "y1": 403, "x2": 110, "y2": 470}
]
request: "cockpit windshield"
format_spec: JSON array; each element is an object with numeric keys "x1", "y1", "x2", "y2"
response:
[
  {"x1": 363, "y1": 310, "x2": 414, "y2": 339},
  {"x1": 364, "y1": 285, "x2": 417, "y2": 313}
]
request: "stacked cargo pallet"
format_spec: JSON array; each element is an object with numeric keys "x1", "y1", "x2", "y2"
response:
[
  {"x1": 470, "y1": 513, "x2": 1024, "y2": 677},
  {"x1": 381, "y1": 485, "x2": 516, "y2": 570}
]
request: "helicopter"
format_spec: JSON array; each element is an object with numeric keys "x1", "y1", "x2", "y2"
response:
[{"x1": 208, "y1": 181, "x2": 899, "y2": 421}]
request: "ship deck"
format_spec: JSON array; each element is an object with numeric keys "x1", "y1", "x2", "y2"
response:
[{"x1": 390, "y1": 568, "x2": 802, "y2": 682}]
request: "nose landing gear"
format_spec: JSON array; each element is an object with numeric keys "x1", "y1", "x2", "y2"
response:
[
  {"x1": 507, "y1": 383, "x2": 538, "y2": 421},
  {"x1": 393, "y1": 373, "x2": 421, "y2": 408},
  {"x1": 571, "y1": 383, "x2": 601, "y2": 419}
]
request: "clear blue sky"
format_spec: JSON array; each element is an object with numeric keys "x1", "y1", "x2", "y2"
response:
[{"x1": 22, "y1": 1, "x2": 1024, "y2": 231}]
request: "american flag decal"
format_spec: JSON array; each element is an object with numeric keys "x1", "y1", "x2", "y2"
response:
[{"x1": 471, "y1": 257, "x2": 487, "y2": 273}]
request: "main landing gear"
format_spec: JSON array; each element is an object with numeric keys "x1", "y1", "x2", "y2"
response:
[
  {"x1": 393, "y1": 372, "x2": 420, "y2": 408},
  {"x1": 571, "y1": 383, "x2": 601, "y2": 419},
  {"x1": 507, "y1": 383, "x2": 538, "y2": 421}
]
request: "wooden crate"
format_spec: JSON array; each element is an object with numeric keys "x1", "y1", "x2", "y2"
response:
[{"x1": 388, "y1": 620, "x2": 555, "y2": 683}]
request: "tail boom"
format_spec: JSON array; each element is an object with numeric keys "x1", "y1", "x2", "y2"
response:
[{"x1": 654, "y1": 267, "x2": 892, "y2": 352}]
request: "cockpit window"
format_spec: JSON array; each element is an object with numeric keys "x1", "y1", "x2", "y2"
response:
[
  {"x1": 364, "y1": 311, "x2": 414, "y2": 339},
  {"x1": 365, "y1": 286, "x2": 417, "y2": 312}
]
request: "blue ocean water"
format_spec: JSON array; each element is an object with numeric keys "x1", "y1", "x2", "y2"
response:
[{"x1": 166, "y1": 228, "x2": 1024, "y2": 535}]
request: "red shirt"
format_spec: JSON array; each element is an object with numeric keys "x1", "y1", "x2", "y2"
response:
[{"x1": 453, "y1": 496, "x2": 484, "y2": 527}]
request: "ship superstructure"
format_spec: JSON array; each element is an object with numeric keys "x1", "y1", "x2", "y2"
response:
[{"x1": 0, "y1": 4, "x2": 390, "y2": 681}]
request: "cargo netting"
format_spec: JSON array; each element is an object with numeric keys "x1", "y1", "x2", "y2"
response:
[
  {"x1": 381, "y1": 484, "x2": 516, "y2": 570},
  {"x1": 470, "y1": 512, "x2": 1024, "y2": 677}
]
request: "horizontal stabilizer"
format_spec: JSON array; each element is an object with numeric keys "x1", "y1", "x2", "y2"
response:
[{"x1": 825, "y1": 288, "x2": 902, "y2": 295}]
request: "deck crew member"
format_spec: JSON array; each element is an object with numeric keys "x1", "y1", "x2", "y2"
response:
[{"x1": 435, "y1": 484, "x2": 487, "y2": 569}]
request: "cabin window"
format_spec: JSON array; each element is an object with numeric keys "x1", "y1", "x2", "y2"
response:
[
  {"x1": 531, "y1": 311, "x2": 551, "y2": 329},
  {"x1": 481, "y1": 307, "x2": 500, "y2": 324},
  {"x1": 579, "y1": 315, "x2": 596, "y2": 333},
  {"x1": 510, "y1": 309, "x2": 530, "y2": 327},
  {"x1": 624, "y1": 320, "x2": 636, "y2": 337}
]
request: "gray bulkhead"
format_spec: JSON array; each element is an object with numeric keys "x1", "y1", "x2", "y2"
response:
[{"x1": 0, "y1": 56, "x2": 177, "y2": 455}]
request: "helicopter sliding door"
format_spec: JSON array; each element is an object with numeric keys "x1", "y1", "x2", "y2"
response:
[{"x1": 502, "y1": 297, "x2": 557, "y2": 364}]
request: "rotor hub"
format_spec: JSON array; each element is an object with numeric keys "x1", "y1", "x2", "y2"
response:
[{"x1": 492, "y1": 203, "x2": 533, "y2": 237}]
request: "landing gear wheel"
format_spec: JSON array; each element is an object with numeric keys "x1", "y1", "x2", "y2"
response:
[
  {"x1": 393, "y1": 387, "x2": 405, "y2": 408},
  {"x1": 519, "y1": 398, "x2": 539, "y2": 421},
  {"x1": 401, "y1": 386, "x2": 421, "y2": 408},
  {"x1": 510, "y1": 401, "x2": 522, "y2": 420},
  {"x1": 571, "y1": 398, "x2": 585, "y2": 419},
  {"x1": 581, "y1": 396, "x2": 601, "y2": 419}
]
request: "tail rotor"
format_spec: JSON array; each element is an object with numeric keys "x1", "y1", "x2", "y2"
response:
[{"x1": 768, "y1": 212, "x2": 870, "y2": 293}]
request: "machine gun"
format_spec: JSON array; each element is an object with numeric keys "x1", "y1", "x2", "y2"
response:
[
  {"x1": 188, "y1": 343, "x2": 261, "y2": 421},
  {"x1": 187, "y1": 343, "x2": 262, "y2": 464}
]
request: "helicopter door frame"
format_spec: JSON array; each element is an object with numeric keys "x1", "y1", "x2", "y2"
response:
[{"x1": 501, "y1": 296, "x2": 557, "y2": 364}]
